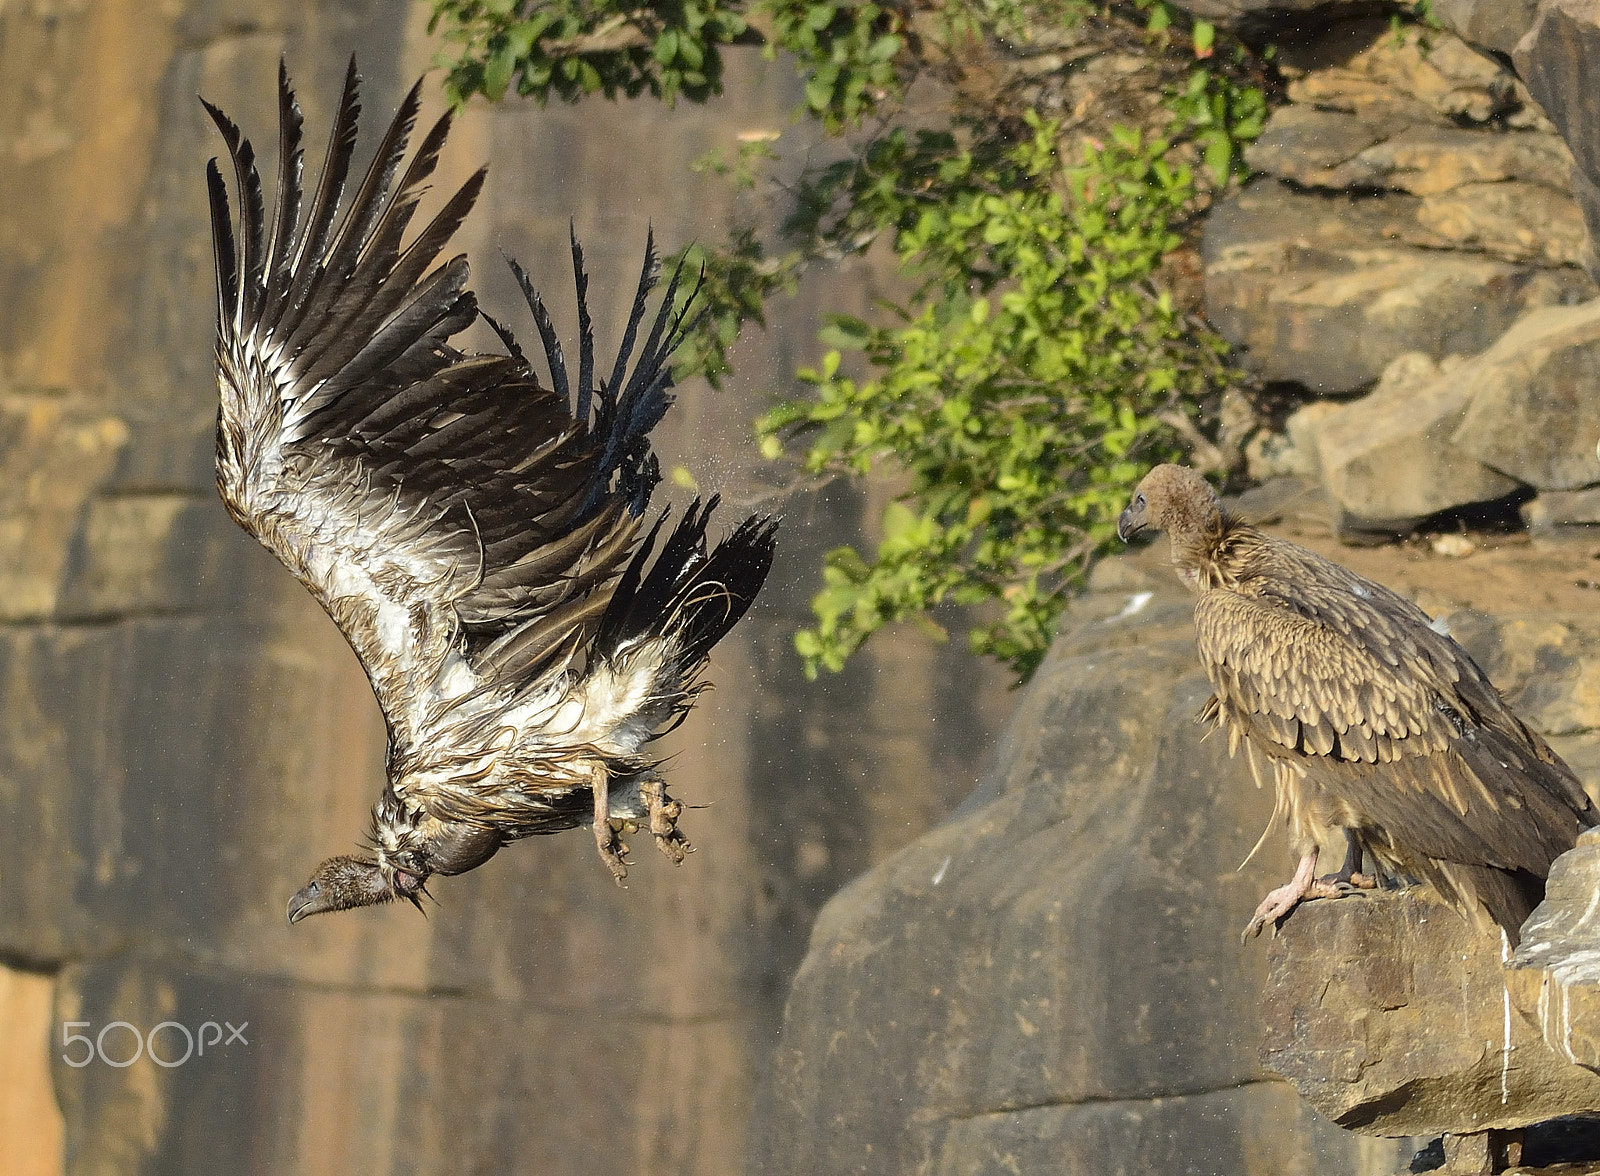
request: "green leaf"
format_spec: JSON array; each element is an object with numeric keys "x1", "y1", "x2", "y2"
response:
[
  {"x1": 484, "y1": 48, "x2": 516, "y2": 101},
  {"x1": 655, "y1": 28, "x2": 680, "y2": 65},
  {"x1": 805, "y1": 74, "x2": 835, "y2": 111}
]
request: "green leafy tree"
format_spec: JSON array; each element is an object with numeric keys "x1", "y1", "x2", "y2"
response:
[{"x1": 425, "y1": 0, "x2": 1270, "y2": 681}]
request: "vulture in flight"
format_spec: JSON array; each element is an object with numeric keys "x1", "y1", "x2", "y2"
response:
[
  {"x1": 203, "y1": 63, "x2": 776, "y2": 923},
  {"x1": 1118, "y1": 464, "x2": 1594, "y2": 945}
]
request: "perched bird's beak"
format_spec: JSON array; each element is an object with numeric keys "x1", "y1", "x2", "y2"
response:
[{"x1": 1116, "y1": 507, "x2": 1143, "y2": 543}]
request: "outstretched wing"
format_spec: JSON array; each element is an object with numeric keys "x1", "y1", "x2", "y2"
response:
[
  {"x1": 206, "y1": 62, "x2": 696, "y2": 753},
  {"x1": 1196, "y1": 541, "x2": 1592, "y2": 876}
]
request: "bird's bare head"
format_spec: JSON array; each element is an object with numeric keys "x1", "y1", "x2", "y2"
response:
[
  {"x1": 1117, "y1": 464, "x2": 1218, "y2": 543},
  {"x1": 286, "y1": 854, "x2": 429, "y2": 924}
]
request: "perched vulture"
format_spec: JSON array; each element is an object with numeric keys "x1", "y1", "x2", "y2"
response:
[
  {"x1": 1117, "y1": 464, "x2": 1595, "y2": 944},
  {"x1": 203, "y1": 63, "x2": 776, "y2": 923}
]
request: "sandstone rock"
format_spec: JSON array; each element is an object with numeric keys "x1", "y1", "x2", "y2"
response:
[
  {"x1": 1312, "y1": 351, "x2": 1522, "y2": 531},
  {"x1": 1433, "y1": 0, "x2": 1543, "y2": 57},
  {"x1": 1352, "y1": 125, "x2": 1572, "y2": 197},
  {"x1": 0, "y1": 10, "x2": 1018, "y2": 1176},
  {"x1": 1248, "y1": 111, "x2": 1573, "y2": 199},
  {"x1": 1507, "y1": 828, "x2": 1600, "y2": 1075},
  {"x1": 1516, "y1": 0, "x2": 1600, "y2": 282},
  {"x1": 56, "y1": 495, "x2": 224, "y2": 619},
  {"x1": 1516, "y1": 0, "x2": 1600, "y2": 187},
  {"x1": 1417, "y1": 182, "x2": 1588, "y2": 266},
  {"x1": 1523, "y1": 487, "x2": 1600, "y2": 528},
  {"x1": 749, "y1": 553, "x2": 1415, "y2": 1176},
  {"x1": 1242, "y1": 105, "x2": 1396, "y2": 189},
  {"x1": 1285, "y1": 24, "x2": 1521, "y2": 127},
  {"x1": 0, "y1": 963, "x2": 63, "y2": 1176},
  {"x1": 1452, "y1": 298, "x2": 1600, "y2": 491},
  {"x1": 52, "y1": 948, "x2": 771, "y2": 1175},
  {"x1": 1261, "y1": 889, "x2": 1600, "y2": 1136},
  {"x1": 1203, "y1": 181, "x2": 1594, "y2": 393},
  {"x1": 1244, "y1": 402, "x2": 1344, "y2": 483},
  {"x1": 1432, "y1": 605, "x2": 1600, "y2": 747},
  {"x1": 0, "y1": 394, "x2": 129, "y2": 621},
  {"x1": 1158, "y1": 0, "x2": 1379, "y2": 33}
]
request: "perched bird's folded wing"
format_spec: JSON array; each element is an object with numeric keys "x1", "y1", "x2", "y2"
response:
[
  {"x1": 1195, "y1": 589, "x2": 1458, "y2": 765},
  {"x1": 1196, "y1": 587, "x2": 1592, "y2": 874}
]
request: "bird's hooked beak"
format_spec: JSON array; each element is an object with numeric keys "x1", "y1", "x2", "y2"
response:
[
  {"x1": 1117, "y1": 491, "x2": 1149, "y2": 543},
  {"x1": 286, "y1": 854, "x2": 428, "y2": 924}
]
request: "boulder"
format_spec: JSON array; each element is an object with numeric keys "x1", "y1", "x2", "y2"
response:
[
  {"x1": 1248, "y1": 113, "x2": 1572, "y2": 199},
  {"x1": 1203, "y1": 181, "x2": 1593, "y2": 394},
  {"x1": 1516, "y1": 0, "x2": 1600, "y2": 281},
  {"x1": 1156, "y1": 0, "x2": 1381, "y2": 34},
  {"x1": 1311, "y1": 351, "x2": 1523, "y2": 532},
  {"x1": 1433, "y1": 0, "x2": 1543, "y2": 57},
  {"x1": 1282, "y1": 24, "x2": 1524, "y2": 128},
  {"x1": 749, "y1": 548, "x2": 1416, "y2": 1176},
  {"x1": 1415, "y1": 181, "x2": 1587, "y2": 266},
  {"x1": 1452, "y1": 298, "x2": 1600, "y2": 491},
  {"x1": 1262, "y1": 889, "x2": 1600, "y2": 1137},
  {"x1": 1523, "y1": 487, "x2": 1600, "y2": 528},
  {"x1": 1299, "y1": 296, "x2": 1600, "y2": 527},
  {"x1": 1516, "y1": 0, "x2": 1600, "y2": 190},
  {"x1": 1244, "y1": 402, "x2": 1344, "y2": 483},
  {"x1": 1508, "y1": 828, "x2": 1600, "y2": 1075}
]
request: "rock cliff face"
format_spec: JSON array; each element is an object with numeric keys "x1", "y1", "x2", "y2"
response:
[
  {"x1": 1218, "y1": 3, "x2": 1600, "y2": 538},
  {"x1": 0, "y1": 3, "x2": 1011, "y2": 1175}
]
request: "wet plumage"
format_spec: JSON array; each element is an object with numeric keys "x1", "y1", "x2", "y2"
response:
[
  {"x1": 204, "y1": 63, "x2": 776, "y2": 923},
  {"x1": 1118, "y1": 464, "x2": 1594, "y2": 944}
]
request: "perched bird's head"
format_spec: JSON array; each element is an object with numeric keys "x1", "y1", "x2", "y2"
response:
[
  {"x1": 1116, "y1": 464, "x2": 1218, "y2": 543},
  {"x1": 286, "y1": 854, "x2": 428, "y2": 924}
]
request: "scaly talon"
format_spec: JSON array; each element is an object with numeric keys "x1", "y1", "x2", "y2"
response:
[
  {"x1": 642, "y1": 777, "x2": 692, "y2": 864},
  {"x1": 592, "y1": 768, "x2": 630, "y2": 883}
]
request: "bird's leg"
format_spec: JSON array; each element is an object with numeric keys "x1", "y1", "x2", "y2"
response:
[
  {"x1": 1243, "y1": 849, "x2": 1320, "y2": 940},
  {"x1": 1318, "y1": 829, "x2": 1377, "y2": 892},
  {"x1": 590, "y1": 767, "x2": 630, "y2": 883},
  {"x1": 640, "y1": 776, "x2": 692, "y2": 864}
]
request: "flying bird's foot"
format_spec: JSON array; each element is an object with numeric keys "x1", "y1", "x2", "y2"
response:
[
  {"x1": 591, "y1": 769, "x2": 630, "y2": 883},
  {"x1": 642, "y1": 777, "x2": 692, "y2": 864},
  {"x1": 594, "y1": 820, "x2": 630, "y2": 882}
]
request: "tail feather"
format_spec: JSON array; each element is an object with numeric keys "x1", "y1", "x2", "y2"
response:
[
  {"x1": 595, "y1": 499, "x2": 777, "y2": 669},
  {"x1": 1432, "y1": 860, "x2": 1546, "y2": 947}
]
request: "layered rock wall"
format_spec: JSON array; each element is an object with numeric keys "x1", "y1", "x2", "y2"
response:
[{"x1": 0, "y1": 3, "x2": 1010, "y2": 1174}]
